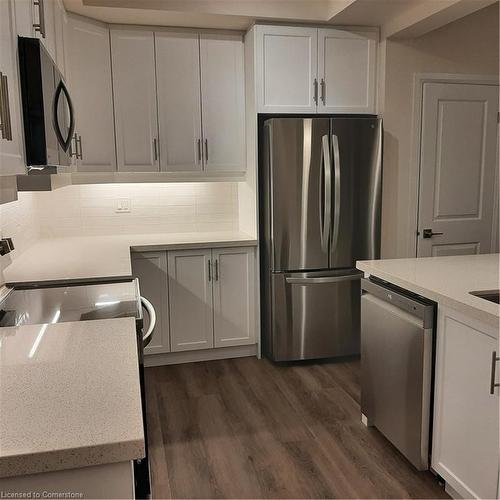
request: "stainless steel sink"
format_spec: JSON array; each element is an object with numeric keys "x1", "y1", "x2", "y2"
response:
[{"x1": 469, "y1": 290, "x2": 500, "y2": 304}]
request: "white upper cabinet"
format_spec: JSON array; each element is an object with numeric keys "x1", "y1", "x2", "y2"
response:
[
  {"x1": 254, "y1": 24, "x2": 378, "y2": 114},
  {"x1": 66, "y1": 15, "x2": 116, "y2": 172},
  {"x1": 200, "y1": 33, "x2": 245, "y2": 172},
  {"x1": 53, "y1": 0, "x2": 66, "y2": 77},
  {"x1": 255, "y1": 25, "x2": 318, "y2": 114},
  {"x1": 0, "y1": 0, "x2": 26, "y2": 176},
  {"x1": 155, "y1": 31, "x2": 203, "y2": 173},
  {"x1": 13, "y1": 0, "x2": 35, "y2": 36},
  {"x1": 111, "y1": 29, "x2": 159, "y2": 172},
  {"x1": 317, "y1": 28, "x2": 377, "y2": 114}
]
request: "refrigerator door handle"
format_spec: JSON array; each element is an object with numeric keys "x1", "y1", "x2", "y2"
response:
[
  {"x1": 286, "y1": 274, "x2": 361, "y2": 285},
  {"x1": 331, "y1": 134, "x2": 341, "y2": 253},
  {"x1": 320, "y1": 134, "x2": 332, "y2": 253}
]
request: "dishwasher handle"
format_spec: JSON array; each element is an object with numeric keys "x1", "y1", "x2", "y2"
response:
[{"x1": 361, "y1": 278, "x2": 434, "y2": 328}]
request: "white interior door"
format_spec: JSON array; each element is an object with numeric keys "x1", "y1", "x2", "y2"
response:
[
  {"x1": 200, "y1": 33, "x2": 246, "y2": 172},
  {"x1": 67, "y1": 15, "x2": 116, "y2": 172},
  {"x1": 111, "y1": 29, "x2": 159, "y2": 172},
  {"x1": 417, "y1": 82, "x2": 499, "y2": 257},
  {"x1": 155, "y1": 31, "x2": 203, "y2": 172},
  {"x1": 256, "y1": 25, "x2": 318, "y2": 113},
  {"x1": 168, "y1": 249, "x2": 214, "y2": 352},
  {"x1": 317, "y1": 28, "x2": 376, "y2": 114},
  {"x1": 212, "y1": 247, "x2": 255, "y2": 348}
]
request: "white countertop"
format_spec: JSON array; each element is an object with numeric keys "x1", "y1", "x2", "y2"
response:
[
  {"x1": 0, "y1": 317, "x2": 144, "y2": 478},
  {"x1": 3, "y1": 231, "x2": 257, "y2": 285},
  {"x1": 357, "y1": 254, "x2": 500, "y2": 327}
]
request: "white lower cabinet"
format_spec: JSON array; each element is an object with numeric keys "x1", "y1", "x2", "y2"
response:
[
  {"x1": 168, "y1": 249, "x2": 214, "y2": 352},
  {"x1": 432, "y1": 307, "x2": 499, "y2": 499},
  {"x1": 131, "y1": 251, "x2": 170, "y2": 355},
  {"x1": 213, "y1": 247, "x2": 255, "y2": 347},
  {"x1": 131, "y1": 246, "x2": 257, "y2": 358}
]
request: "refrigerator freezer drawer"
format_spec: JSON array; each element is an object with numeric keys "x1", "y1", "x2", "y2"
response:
[{"x1": 270, "y1": 270, "x2": 361, "y2": 361}]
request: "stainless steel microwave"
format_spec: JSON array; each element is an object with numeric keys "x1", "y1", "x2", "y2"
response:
[{"x1": 18, "y1": 37, "x2": 75, "y2": 171}]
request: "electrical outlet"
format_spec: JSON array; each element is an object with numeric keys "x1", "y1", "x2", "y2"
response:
[{"x1": 115, "y1": 198, "x2": 131, "y2": 213}]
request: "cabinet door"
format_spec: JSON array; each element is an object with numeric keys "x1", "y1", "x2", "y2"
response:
[
  {"x1": 37, "y1": 0, "x2": 56, "y2": 62},
  {"x1": 13, "y1": 0, "x2": 35, "y2": 36},
  {"x1": 66, "y1": 15, "x2": 116, "y2": 172},
  {"x1": 317, "y1": 28, "x2": 377, "y2": 114},
  {"x1": 131, "y1": 251, "x2": 170, "y2": 355},
  {"x1": 111, "y1": 29, "x2": 159, "y2": 172},
  {"x1": 213, "y1": 247, "x2": 255, "y2": 347},
  {"x1": 255, "y1": 25, "x2": 318, "y2": 114},
  {"x1": 53, "y1": 0, "x2": 66, "y2": 77},
  {"x1": 432, "y1": 308, "x2": 499, "y2": 499},
  {"x1": 200, "y1": 33, "x2": 245, "y2": 172},
  {"x1": 155, "y1": 31, "x2": 203, "y2": 173},
  {"x1": 0, "y1": 0, "x2": 26, "y2": 176},
  {"x1": 168, "y1": 249, "x2": 213, "y2": 352}
]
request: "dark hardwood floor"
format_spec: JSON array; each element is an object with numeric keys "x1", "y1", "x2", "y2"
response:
[{"x1": 144, "y1": 357, "x2": 448, "y2": 499}]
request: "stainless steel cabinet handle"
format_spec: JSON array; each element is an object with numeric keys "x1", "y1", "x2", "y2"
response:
[
  {"x1": 320, "y1": 78, "x2": 326, "y2": 104},
  {"x1": 208, "y1": 259, "x2": 212, "y2": 282},
  {"x1": 153, "y1": 138, "x2": 158, "y2": 162},
  {"x1": 33, "y1": 0, "x2": 46, "y2": 38},
  {"x1": 313, "y1": 78, "x2": 318, "y2": 104},
  {"x1": 76, "y1": 134, "x2": 83, "y2": 159},
  {"x1": 197, "y1": 138, "x2": 201, "y2": 163},
  {"x1": 490, "y1": 351, "x2": 499, "y2": 395},
  {"x1": 204, "y1": 138, "x2": 208, "y2": 162},
  {"x1": 215, "y1": 259, "x2": 219, "y2": 281},
  {"x1": 0, "y1": 73, "x2": 13, "y2": 141},
  {"x1": 331, "y1": 134, "x2": 341, "y2": 253},
  {"x1": 320, "y1": 135, "x2": 332, "y2": 253},
  {"x1": 286, "y1": 274, "x2": 361, "y2": 285}
]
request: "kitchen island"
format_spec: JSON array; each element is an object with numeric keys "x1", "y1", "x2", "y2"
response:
[
  {"x1": 0, "y1": 317, "x2": 144, "y2": 498},
  {"x1": 357, "y1": 253, "x2": 499, "y2": 500}
]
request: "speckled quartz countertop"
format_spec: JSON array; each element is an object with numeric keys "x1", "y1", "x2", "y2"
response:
[
  {"x1": 357, "y1": 254, "x2": 500, "y2": 327},
  {"x1": 3, "y1": 231, "x2": 257, "y2": 285},
  {"x1": 0, "y1": 317, "x2": 144, "y2": 478}
]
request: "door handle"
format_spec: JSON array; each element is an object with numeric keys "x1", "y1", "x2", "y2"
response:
[
  {"x1": 33, "y1": 0, "x2": 46, "y2": 38},
  {"x1": 0, "y1": 73, "x2": 13, "y2": 141},
  {"x1": 490, "y1": 351, "x2": 499, "y2": 395},
  {"x1": 422, "y1": 229, "x2": 444, "y2": 239},
  {"x1": 320, "y1": 78, "x2": 326, "y2": 105},
  {"x1": 215, "y1": 259, "x2": 219, "y2": 281},
  {"x1": 286, "y1": 274, "x2": 361, "y2": 285},
  {"x1": 204, "y1": 138, "x2": 208, "y2": 162},
  {"x1": 208, "y1": 259, "x2": 212, "y2": 282},
  {"x1": 313, "y1": 78, "x2": 318, "y2": 105},
  {"x1": 153, "y1": 138, "x2": 158, "y2": 162},
  {"x1": 320, "y1": 135, "x2": 331, "y2": 253},
  {"x1": 197, "y1": 138, "x2": 202, "y2": 163},
  {"x1": 331, "y1": 134, "x2": 341, "y2": 253}
]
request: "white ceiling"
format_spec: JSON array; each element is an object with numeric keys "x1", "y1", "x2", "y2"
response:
[{"x1": 63, "y1": 0, "x2": 498, "y2": 36}]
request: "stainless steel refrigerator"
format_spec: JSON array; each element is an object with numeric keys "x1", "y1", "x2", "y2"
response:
[{"x1": 260, "y1": 116, "x2": 382, "y2": 361}]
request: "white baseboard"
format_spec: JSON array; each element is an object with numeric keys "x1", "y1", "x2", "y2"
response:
[{"x1": 144, "y1": 344, "x2": 258, "y2": 367}]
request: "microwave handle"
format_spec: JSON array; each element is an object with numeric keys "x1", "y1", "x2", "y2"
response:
[{"x1": 52, "y1": 80, "x2": 75, "y2": 152}]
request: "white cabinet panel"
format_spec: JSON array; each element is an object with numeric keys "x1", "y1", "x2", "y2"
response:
[
  {"x1": 0, "y1": 0, "x2": 26, "y2": 176},
  {"x1": 155, "y1": 31, "x2": 203, "y2": 173},
  {"x1": 213, "y1": 247, "x2": 255, "y2": 347},
  {"x1": 67, "y1": 15, "x2": 116, "y2": 172},
  {"x1": 53, "y1": 0, "x2": 66, "y2": 77},
  {"x1": 168, "y1": 249, "x2": 214, "y2": 352},
  {"x1": 13, "y1": 0, "x2": 35, "y2": 36},
  {"x1": 131, "y1": 251, "x2": 170, "y2": 355},
  {"x1": 432, "y1": 307, "x2": 499, "y2": 499},
  {"x1": 256, "y1": 25, "x2": 318, "y2": 113},
  {"x1": 111, "y1": 29, "x2": 159, "y2": 172},
  {"x1": 317, "y1": 28, "x2": 377, "y2": 114},
  {"x1": 200, "y1": 33, "x2": 245, "y2": 172},
  {"x1": 37, "y1": 0, "x2": 56, "y2": 62}
]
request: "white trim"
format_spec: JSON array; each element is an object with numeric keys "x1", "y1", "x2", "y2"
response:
[
  {"x1": 144, "y1": 343, "x2": 258, "y2": 367},
  {"x1": 409, "y1": 73, "x2": 499, "y2": 257}
]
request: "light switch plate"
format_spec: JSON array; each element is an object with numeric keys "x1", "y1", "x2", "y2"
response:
[{"x1": 115, "y1": 198, "x2": 131, "y2": 213}]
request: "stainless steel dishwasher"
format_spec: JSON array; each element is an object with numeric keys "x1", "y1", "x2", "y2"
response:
[{"x1": 361, "y1": 277, "x2": 435, "y2": 471}]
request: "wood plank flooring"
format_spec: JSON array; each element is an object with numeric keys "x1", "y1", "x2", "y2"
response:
[{"x1": 144, "y1": 357, "x2": 449, "y2": 499}]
